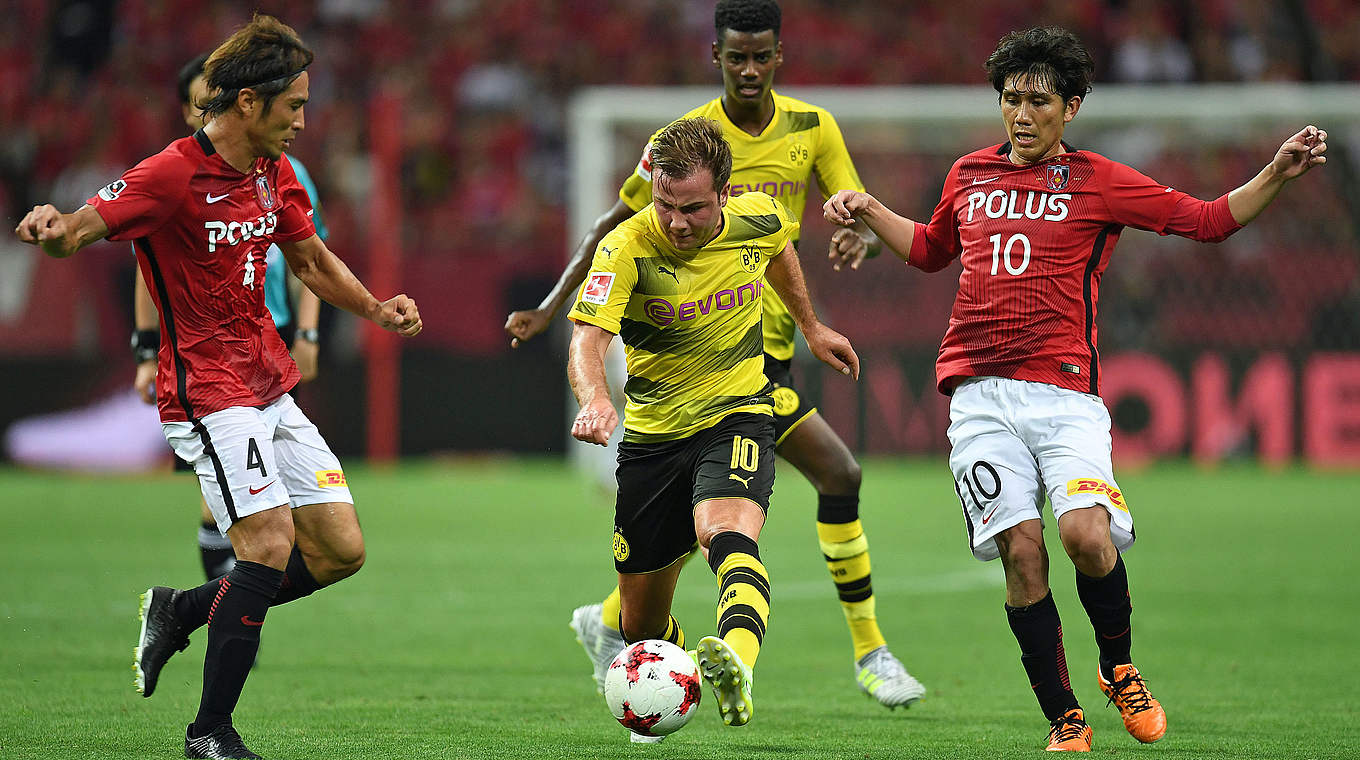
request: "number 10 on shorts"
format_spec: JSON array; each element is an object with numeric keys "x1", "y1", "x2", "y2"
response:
[{"x1": 730, "y1": 435, "x2": 760, "y2": 472}]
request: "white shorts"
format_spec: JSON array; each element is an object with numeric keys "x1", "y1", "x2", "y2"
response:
[
  {"x1": 947, "y1": 377, "x2": 1134, "y2": 562},
  {"x1": 162, "y1": 393, "x2": 353, "y2": 535}
]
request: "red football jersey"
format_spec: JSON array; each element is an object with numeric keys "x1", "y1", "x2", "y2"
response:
[
  {"x1": 908, "y1": 143, "x2": 1241, "y2": 396},
  {"x1": 89, "y1": 130, "x2": 316, "y2": 421}
]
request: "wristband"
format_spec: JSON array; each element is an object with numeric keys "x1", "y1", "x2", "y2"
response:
[
  {"x1": 295, "y1": 328, "x2": 320, "y2": 344},
  {"x1": 131, "y1": 329, "x2": 159, "y2": 363}
]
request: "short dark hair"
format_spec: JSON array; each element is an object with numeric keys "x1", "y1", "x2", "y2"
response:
[
  {"x1": 985, "y1": 27, "x2": 1094, "y2": 103},
  {"x1": 715, "y1": 0, "x2": 781, "y2": 39},
  {"x1": 176, "y1": 53, "x2": 209, "y2": 107},
  {"x1": 200, "y1": 14, "x2": 313, "y2": 118},
  {"x1": 650, "y1": 117, "x2": 733, "y2": 192}
]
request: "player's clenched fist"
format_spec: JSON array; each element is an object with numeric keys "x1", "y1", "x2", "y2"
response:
[
  {"x1": 377, "y1": 294, "x2": 422, "y2": 337},
  {"x1": 571, "y1": 399, "x2": 618, "y2": 446},
  {"x1": 15, "y1": 204, "x2": 72, "y2": 256},
  {"x1": 823, "y1": 190, "x2": 878, "y2": 228}
]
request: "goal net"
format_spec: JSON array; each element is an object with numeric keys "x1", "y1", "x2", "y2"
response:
[{"x1": 567, "y1": 85, "x2": 1360, "y2": 464}]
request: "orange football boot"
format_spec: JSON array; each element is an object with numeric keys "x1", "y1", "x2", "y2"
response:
[
  {"x1": 1098, "y1": 664, "x2": 1167, "y2": 743},
  {"x1": 1045, "y1": 708, "x2": 1092, "y2": 752}
]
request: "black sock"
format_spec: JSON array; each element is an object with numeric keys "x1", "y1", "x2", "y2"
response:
[
  {"x1": 197, "y1": 522, "x2": 236, "y2": 581},
  {"x1": 1006, "y1": 591, "x2": 1079, "y2": 721},
  {"x1": 190, "y1": 561, "x2": 283, "y2": 737},
  {"x1": 1075, "y1": 553, "x2": 1133, "y2": 681},
  {"x1": 272, "y1": 547, "x2": 322, "y2": 606},
  {"x1": 816, "y1": 493, "x2": 859, "y2": 524}
]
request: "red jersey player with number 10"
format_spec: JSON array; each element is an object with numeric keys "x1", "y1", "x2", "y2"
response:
[
  {"x1": 15, "y1": 14, "x2": 421, "y2": 760},
  {"x1": 825, "y1": 26, "x2": 1326, "y2": 753}
]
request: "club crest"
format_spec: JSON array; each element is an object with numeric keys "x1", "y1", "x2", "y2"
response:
[
  {"x1": 254, "y1": 174, "x2": 277, "y2": 210},
  {"x1": 1044, "y1": 163, "x2": 1070, "y2": 192}
]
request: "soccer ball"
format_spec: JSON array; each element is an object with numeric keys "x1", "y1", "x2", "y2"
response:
[{"x1": 603, "y1": 639, "x2": 702, "y2": 737}]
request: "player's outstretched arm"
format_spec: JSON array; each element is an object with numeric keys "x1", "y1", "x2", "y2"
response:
[
  {"x1": 823, "y1": 191, "x2": 916, "y2": 262},
  {"x1": 505, "y1": 200, "x2": 636, "y2": 348},
  {"x1": 1227, "y1": 125, "x2": 1328, "y2": 225},
  {"x1": 279, "y1": 234, "x2": 422, "y2": 337},
  {"x1": 14, "y1": 205, "x2": 108, "y2": 259},
  {"x1": 567, "y1": 321, "x2": 619, "y2": 446},
  {"x1": 764, "y1": 242, "x2": 859, "y2": 380}
]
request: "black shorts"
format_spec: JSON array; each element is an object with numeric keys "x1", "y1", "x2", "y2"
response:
[
  {"x1": 613, "y1": 412, "x2": 776, "y2": 574},
  {"x1": 764, "y1": 355, "x2": 817, "y2": 446}
]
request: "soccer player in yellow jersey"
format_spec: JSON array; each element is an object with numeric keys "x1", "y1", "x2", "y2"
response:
[
  {"x1": 507, "y1": 0, "x2": 926, "y2": 709},
  {"x1": 569, "y1": 117, "x2": 858, "y2": 735}
]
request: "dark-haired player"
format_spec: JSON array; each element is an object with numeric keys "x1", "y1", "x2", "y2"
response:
[
  {"x1": 16, "y1": 14, "x2": 421, "y2": 759},
  {"x1": 569, "y1": 116, "x2": 858, "y2": 736},
  {"x1": 507, "y1": 0, "x2": 925, "y2": 710},
  {"x1": 132, "y1": 52, "x2": 328, "y2": 585},
  {"x1": 824, "y1": 26, "x2": 1327, "y2": 752}
]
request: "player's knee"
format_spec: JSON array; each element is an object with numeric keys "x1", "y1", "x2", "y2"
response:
[
  {"x1": 821, "y1": 455, "x2": 861, "y2": 495},
  {"x1": 1060, "y1": 530, "x2": 1114, "y2": 572}
]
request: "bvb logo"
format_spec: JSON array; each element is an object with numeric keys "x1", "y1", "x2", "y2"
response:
[
  {"x1": 772, "y1": 386, "x2": 800, "y2": 416},
  {"x1": 740, "y1": 244, "x2": 762, "y2": 273},
  {"x1": 788, "y1": 144, "x2": 810, "y2": 167},
  {"x1": 613, "y1": 530, "x2": 630, "y2": 562}
]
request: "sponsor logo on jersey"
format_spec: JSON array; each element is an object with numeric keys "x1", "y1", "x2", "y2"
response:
[
  {"x1": 582, "y1": 272, "x2": 615, "y2": 305},
  {"x1": 1044, "y1": 163, "x2": 1070, "y2": 191},
  {"x1": 315, "y1": 470, "x2": 347, "y2": 487},
  {"x1": 964, "y1": 189, "x2": 1071, "y2": 223},
  {"x1": 613, "y1": 530, "x2": 630, "y2": 562},
  {"x1": 1066, "y1": 478, "x2": 1127, "y2": 512},
  {"x1": 254, "y1": 174, "x2": 277, "y2": 210},
  {"x1": 726, "y1": 179, "x2": 807, "y2": 200},
  {"x1": 97, "y1": 179, "x2": 127, "y2": 201},
  {"x1": 643, "y1": 280, "x2": 763, "y2": 326},
  {"x1": 204, "y1": 212, "x2": 279, "y2": 253}
]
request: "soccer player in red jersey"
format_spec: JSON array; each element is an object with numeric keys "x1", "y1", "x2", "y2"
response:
[
  {"x1": 824, "y1": 27, "x2": 1326, "y2": 752},
  {"x1": 15, "y1": 15, "x2": 421, "y2": 760}
]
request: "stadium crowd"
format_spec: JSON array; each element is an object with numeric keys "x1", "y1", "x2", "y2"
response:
[{"x1": 1, "y1": 0, "x2": 1356, "y2": 358}]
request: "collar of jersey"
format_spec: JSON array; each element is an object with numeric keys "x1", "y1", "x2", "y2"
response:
[{"x1": 716, "y1": 91, "x2": 781, "y2": 141}]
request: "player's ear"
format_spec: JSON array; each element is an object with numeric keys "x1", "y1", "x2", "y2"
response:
[
  {"x1": 1064, "y1": 95, "x2": 1082, "y2": 123},
  {"x1": 774, "y1": 40, "x2": 783, "y2": 68},
  {"x1": 712, "y1": 40, "x2": 721, "y2": 68},
  {"x1": 718, "y1": 185, "x2": 730, "y2": 207},
  {"x1": 236, "y1": 87, "x2": 257, "y2": 117}
]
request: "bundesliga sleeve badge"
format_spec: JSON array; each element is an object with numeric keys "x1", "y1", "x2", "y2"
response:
[{"x1": 583, "y1": 272, "x2": 615, "y2": 305}]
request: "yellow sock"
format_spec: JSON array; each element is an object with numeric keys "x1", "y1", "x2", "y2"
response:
[
  {"x1": 818, "y1": 519, "x2": 887, "y2": 660},
  {"x1": 714, "y1": 550, "x2": 770, "y2": 668},
  {"x1": 601, "y1": 586, "x2": 622, "y2": 633},
  {"x1": 661, "y1": 615, "x2": 685, "y2": 648}
]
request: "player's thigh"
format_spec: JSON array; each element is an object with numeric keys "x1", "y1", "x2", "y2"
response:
[
  {"x1": 775, "y1": 412, "x2": 859, "y2": 495},
  {"x1": 162, "y1": 406, "x2": 290, "y2": 537},
  {"x1": 947, "y1": 379, "x2": 1046, "y2": 562},
  {"x1": 1019, "y1": 384, "x2": 1134, "y2": 553},
  {"x1": 613, "y1": 437, "x2": 700, "y2": 575},
  {"x1": 692, "y1": 412, "x2": 776, "y2": 534}
]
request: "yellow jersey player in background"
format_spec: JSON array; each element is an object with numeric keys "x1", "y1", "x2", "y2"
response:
[
  {"x1": 506, "y1": 0, "x2": 926, "y2": 709},
  {"x1": 567, "y1": 117, "x2": 859, "y2": 738}
]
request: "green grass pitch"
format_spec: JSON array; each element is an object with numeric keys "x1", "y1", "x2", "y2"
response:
[{"x1": 0, "y1": 459, "x2": 1356, "y2": 758}]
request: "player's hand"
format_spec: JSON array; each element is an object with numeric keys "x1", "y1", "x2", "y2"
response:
[
  {"x1": 133, "y1": 360, "x2": 156, "y2": 405},
  {"x1": 1270, "y1": 125, "x2": 1327, "y2": 181},
  {"x1": 571, "y1": 398, "x2": 618, "y2": 446},
  {"x1": 505, "y1": 307, "x2": 552, "y2": 348},
  {"x1": 828, "y1": 227, "x2": 872, "y2": 271},
  {"x1": 804, "y1": 323, "x2": 859, "y2": 381},
  {"x1": 14, "y1": 204, "x2": 74, "y2": 256},
  {"x1": 291, "y1": 337, "x2": 319, "y2": 381},
  {"x1": 823, "y1": 190, "x2": 875, "y2": 228},
  {"x1": 376, "y1": 294, "x2": 422, "y2": 337}
]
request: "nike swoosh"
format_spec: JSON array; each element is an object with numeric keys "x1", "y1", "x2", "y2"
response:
[
  {"x1": 248, "y1": 481, "x2": 276, "y2": 495},
  {"x1": 981, "y1": 506, "x2": 1000, "y2": 524},
  {"x1": 241, "y1": 615, "x2": 264, "y2": 627},
  {"x1": 972, "y1": 176, "x2": 1001, "y2": 185},
  {"x1": 206, "y1": 192, "x2": 230, "y2": 203}
]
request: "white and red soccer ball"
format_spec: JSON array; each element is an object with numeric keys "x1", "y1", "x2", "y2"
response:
[{"x1": 603, "y1": 639, "x2": 702, "y2": 737}]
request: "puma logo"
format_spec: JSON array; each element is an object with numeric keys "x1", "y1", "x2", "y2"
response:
[
  {"x1": 728, "y1": 473, "x2": 752, "y2": 487},
  {"x1": 657, "y1": 265, "x2": 678, "y2": 283}
]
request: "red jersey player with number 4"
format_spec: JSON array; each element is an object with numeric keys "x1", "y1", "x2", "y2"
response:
[
  {"x1": 824, "y1": 26, "x2": 1326, "y2": 754},
  {"x1": 15, "y1": 15, "x2": 421, "y2": 760}
]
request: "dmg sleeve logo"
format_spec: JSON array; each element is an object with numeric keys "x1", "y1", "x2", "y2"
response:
[{"x1": 642, "y1": 281, "x2": 763, "y2": 326}]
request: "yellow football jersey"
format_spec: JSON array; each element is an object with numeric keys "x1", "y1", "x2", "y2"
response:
[
  {"x1": 570, "y1": 192, "x2": 800, "y2": 443},
  {"x1": 618, "y1": 92, "x2": 865, "y2": 360}
]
